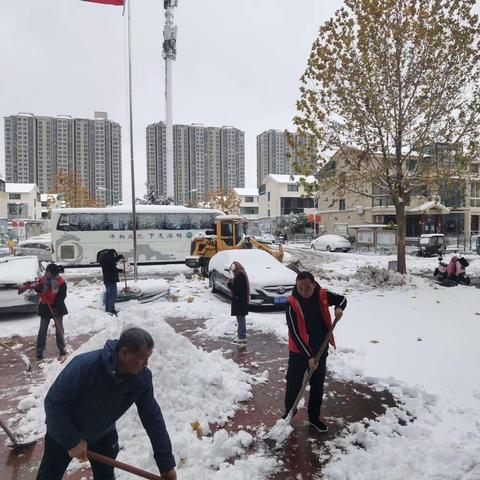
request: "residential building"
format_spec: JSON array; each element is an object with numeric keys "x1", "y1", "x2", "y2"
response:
[
  {"x1": 5, "y1": 183, "x2": 42, "y2": 220},
  {"x1": 233, "y1": 187, "x2": 259, "y2": 219},
  {"x1": 4, "y1": 112, "x2": 122, "y2": 206},
  {"x1": 256, "y1": 130, "x2": 316, "y2": 187},
  {"x1": 146, "y1": 122, "x2": 245, "y2": 205},
  {"x1": 258, "y1": 174, "x2": 315, "y2": 218},
  {"x1": 0, "y1": 178, "x2": 7, "y2": 222},
  {"x1": 315, "y1": 146, "x2": 480, "y2": 236}
]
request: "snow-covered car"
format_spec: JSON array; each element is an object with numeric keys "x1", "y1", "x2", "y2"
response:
[
  {"x1": 0, "y1": 256, "x2": 40, "y2": 314},
  {"x1": 208, "y1": 249, "x2": 297, "y2": 306},
  {"x1": 15, "y1": 237, "x2": 52, "y2": 262},
  {"x1": 310, "y1": 234, "x2": 352, "y2": 252},
  {"x1": 253, "y1": 234, "x2": 276, "y2": 244},
  {"x1": 0, "y1": 247, "x2": 10, "y2": 258}
]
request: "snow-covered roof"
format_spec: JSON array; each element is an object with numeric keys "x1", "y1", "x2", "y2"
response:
[
  {"x1": 409, "y1": 201, "x2": 450, "y2": 214},
  {"x1": 51, "y1": 205, "x2": 226, "y2": 215},
  {"x1": 265, "y1": 174, "x2": 316, "y2": 184},
  {"x1": 6, "y1": 183, "x2": 38, "y2": 193},
  {"x1": 233, "y1": 187, "x2": 258, "y2": 197}
]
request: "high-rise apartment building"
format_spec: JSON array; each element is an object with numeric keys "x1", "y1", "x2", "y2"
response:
[
  {"x1": 256, "y1": 129, "x2": 315, "y2": 187},
  {"x1": 4, "y1": 112, "x2": 122, "y2": 206},
  {"x1": 146, "y1": 122, "x2": 245, "y2": 205}
]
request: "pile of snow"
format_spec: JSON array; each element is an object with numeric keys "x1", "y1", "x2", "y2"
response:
[
  {"x1": 353, "y1": 266, "x2": 408, "y2": 287},
  {"x1": 14, "y1": 305, "x2": 278, "y2": 479}
]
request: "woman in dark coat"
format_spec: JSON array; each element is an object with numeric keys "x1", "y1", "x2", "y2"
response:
[
  {"x1": 35, "y1": 263, "x2": 68, "y2": 359},
  {"x1": 227, "y1": 261, "x2": 250, "y2": 344}
]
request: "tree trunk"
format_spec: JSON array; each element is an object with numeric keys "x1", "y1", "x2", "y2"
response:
[{"x1": 396, "y1": 203, "x2": 407, "y2": 274}]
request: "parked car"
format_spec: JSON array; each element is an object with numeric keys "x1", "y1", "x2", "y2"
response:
[
  {"x1": 310, "y1": 234, "x2": 352, "y2": 252},
  {"x1": 15, "y1": 237, "x2": 52, "y2": 262},
  {"x1": 417, "y1": 233, "x2": 446, "y2": 257},
  {"x1": 208, "y1": 249, "x2": 297, "y2": 306},
  {"x1": 0, "y1": 256, "x2": 40, "y2": 314},
  {"x1": 253, "y1": 234, "x2": 276, "y2": 244}
]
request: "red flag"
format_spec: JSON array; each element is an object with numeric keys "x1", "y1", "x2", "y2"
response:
[{"x1": 82, "y1": 0, "x2": 124, "y2": 5}]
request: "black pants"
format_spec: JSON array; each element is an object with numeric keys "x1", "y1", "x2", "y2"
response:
[
  {"x1": 36, "y1": 316, "x2": 66, "y2": 357},
  {"x1": 284, "y1": 351, "x2": 328, "y2": 420},
  {"x1": 36, "y1": 430, "x2": 119, "y2": 480}
]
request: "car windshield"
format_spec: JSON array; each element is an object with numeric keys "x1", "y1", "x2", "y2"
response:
[{"x1": 420, "y1": 237, "x2": 430, "y2": 245}]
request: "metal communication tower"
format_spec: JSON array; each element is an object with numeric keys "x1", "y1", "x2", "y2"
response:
[{"x1": 162, "y1": 0, "x2": 178, "y2": 198}]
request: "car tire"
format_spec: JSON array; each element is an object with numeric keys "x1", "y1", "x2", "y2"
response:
[
  {"x1": 209, "y1": 273, "x2": 219, "y2": 293},
  {"x1": 326, "y1": 246, "x2": 331, "y2": 252}
]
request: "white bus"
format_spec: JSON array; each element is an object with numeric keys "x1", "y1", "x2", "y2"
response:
[{"x1": 50, "y1": 205, "x2": 224, "y2": 266}]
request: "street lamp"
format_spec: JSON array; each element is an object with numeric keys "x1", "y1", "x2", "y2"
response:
[{"x1": 313, "y1": 194, "x2": 318, "y2": 238}]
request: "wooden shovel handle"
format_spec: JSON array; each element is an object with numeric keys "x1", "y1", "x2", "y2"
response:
[{"x1": 87, "y1": 450, "x2": 161, "y2": 480}]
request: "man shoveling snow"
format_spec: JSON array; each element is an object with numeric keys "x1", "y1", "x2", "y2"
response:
[{"x1": 36, "y1": 327, "x2": 176, "y2": 480}]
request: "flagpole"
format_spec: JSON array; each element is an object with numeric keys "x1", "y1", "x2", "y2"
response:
[{"x1": 127, "y1": 0, "x2": 138, "y2": 281}]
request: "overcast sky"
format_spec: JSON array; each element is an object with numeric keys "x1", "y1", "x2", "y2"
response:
[{"x1": 0, "y1": 0, "x2": 344, "y2": 199}]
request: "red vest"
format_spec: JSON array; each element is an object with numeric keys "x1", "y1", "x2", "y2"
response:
[
  {"x1": 39, "y1": 276, "x2": 65, "y2": 305},
  {"x1": 287, "y1": 288, "x2": 336, "y2": 354}
]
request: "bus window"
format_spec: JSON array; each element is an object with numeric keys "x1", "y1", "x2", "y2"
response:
[
  {"x1": 90, "y1": 214, "x2": 107, "y2": 231},
  {"x1": 78, "y1": 214, "x2": 92, "y2": 231},
  {"x1": 137, "y1": 213, "x2": 162, "y2": 230},
  {"x1": 58, "y1": 214, "x2": 70, "y2": 230},
  {"x1": 165, "y1": 214, "x2": 190, "y2": 230},
  {"x1": 117, "y1": 213, "x2": 133, "y2": 231}
]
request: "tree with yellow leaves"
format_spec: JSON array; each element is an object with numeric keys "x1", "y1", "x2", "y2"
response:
[
  {"x1": 49, "y1": 170, "x2": 98, "y2": 208},
  {"x1": 293, "y1": 0, "x2": 480, "y2": 273}
]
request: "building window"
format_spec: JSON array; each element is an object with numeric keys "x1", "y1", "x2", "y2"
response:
[
  {"x1": 9, "y1": 193, "x2": 21, "y2": 200},
  {"x1": 471, "y1": 164, "x2": 479, "y2": 174},
  {"x1": 471, "y1": 181, "x2": 480, "y2": 207},
  {"x1": 267, "y1": 192, "x2": 270, "y2": 201},
  {"x1": 372, "y1": 183, "x2": 394, "y2": 207},
  {"x1": 339, "y1": 199, "x2": 346, "y2": 210},
  {"x1": 287, "y1": 184, "x2": 299, "y2": 192},
  {"x1": 258, "y1": 184, "x2": 266, "y2": 195},
  {"x1": 268, "y1": 209, "x2": 270, "y2": 217},
  {"x1": 245, "y1": 196, "x2": 254, "y2": 203}
]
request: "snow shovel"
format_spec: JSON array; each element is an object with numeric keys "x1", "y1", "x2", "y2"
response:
[
  {"x1": 0, "y1": 341, "x2": 32, "y2": 372},
  {"x1": 0, "y1": 417, "x2": 37, "y2": 451},
  {"x1": 87, "y1": 451, "x2": 161, "y2": 480},
  {"x1": 262, "y1": 316, "x2": 341, "y2": 449}
]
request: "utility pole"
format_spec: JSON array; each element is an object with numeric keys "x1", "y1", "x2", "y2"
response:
[{"x1": 163, "y1": 0, "x2": 178, "y2": 199}]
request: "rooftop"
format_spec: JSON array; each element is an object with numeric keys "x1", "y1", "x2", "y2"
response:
[
  {"x1": 6, "y1": 183, "x2": 37, "y2": 193},
  {"x1": 234, "y1": 187, "x2": 259, "y2": 197},
  {"x1": 266, "y1": 174, "x2": 316, "y2": 184}
]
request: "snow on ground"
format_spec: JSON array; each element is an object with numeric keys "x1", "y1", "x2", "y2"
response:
[
  {"x1": 6, "y1": 248, "x2": 480, "y2": 478},
  {"x1": 15, "y1": 304, "x2": 278, "y2": 479}
]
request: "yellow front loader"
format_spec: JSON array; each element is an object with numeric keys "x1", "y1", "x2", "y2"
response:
[{"x1": 185, "y1": 215, "x2": 284, "y2": 276}]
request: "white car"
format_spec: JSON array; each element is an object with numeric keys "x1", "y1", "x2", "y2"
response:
[
  {"x1": 208, "y1": 249, "x2": 297, "y2": 306},
  {"x1": 16, "y1": 238, "x2": 53, "y2": 262},
  {"x1": 253, "y1": 234, "x2": 276, "y2": 244},
  {"x1": 310, "y1": 234, "x2": 352, "y2": 252},
  {"x1": 0, "y1": 256, "x2": 40, "y2": 314}
]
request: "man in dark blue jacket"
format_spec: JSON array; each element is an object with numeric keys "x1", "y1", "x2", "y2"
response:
[{"x1": 36, "y1": 327, "x2": 176, "y2": 480}]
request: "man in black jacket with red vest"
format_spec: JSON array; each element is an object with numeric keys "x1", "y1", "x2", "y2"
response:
[{"x1": 284, "y1": 271, "x2": 347, "y2": 433}]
